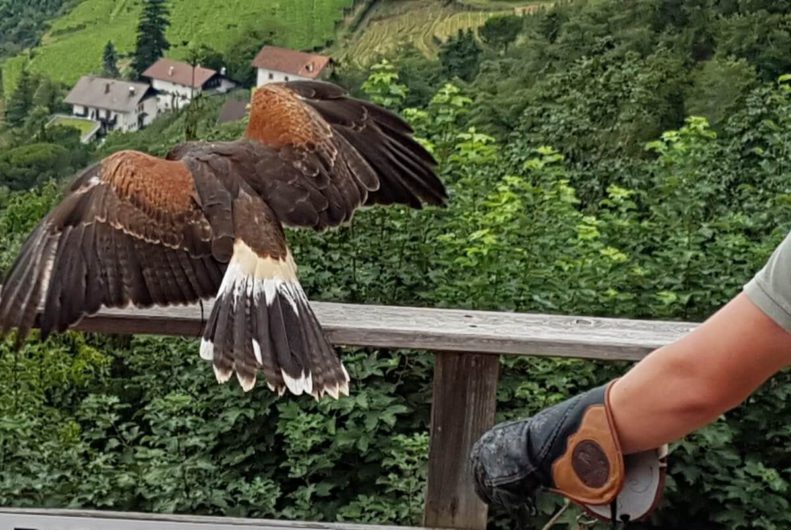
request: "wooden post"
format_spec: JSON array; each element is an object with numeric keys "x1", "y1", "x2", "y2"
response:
[{"x1": 423, "y1": 352, "x2": 500, "y2": 530}]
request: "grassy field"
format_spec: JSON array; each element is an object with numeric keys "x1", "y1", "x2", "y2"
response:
[
  {"x1": 47, "y1": 115, "x2": 100, "y2": 137},
  {"x1": 47, "y1": 116, "x2": 98, "y2": 138},
  {"x1": 3, "y1": 0, "x2": 354, "y2": 91},
  {"x1": 334, "y1": 0, "x2": 544, "y2": 67}
]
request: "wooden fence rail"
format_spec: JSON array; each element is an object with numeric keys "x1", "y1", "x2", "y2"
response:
[
  {"x1": 73, "y1": 301, "x2": 697, "y2": 361},
  {"x1": 19, "y1": 301, "x2": 698, "y2": 529},
  {"x1": 0, "y1": 508, "x2": 431, "y2": 530}
]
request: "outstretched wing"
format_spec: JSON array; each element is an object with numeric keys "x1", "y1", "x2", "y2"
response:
[
  {"x1": 0, "y1": 150, "x2": 228, "y2": 344},
  {"x1": 240, "y1": 80, "x2": 447, "y2": 230},
  {"x1": 0, "y1": 79, "x2": 448, "y2": 366}
]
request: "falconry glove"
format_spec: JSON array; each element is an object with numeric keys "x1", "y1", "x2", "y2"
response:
[{"x1": 470, "y1": 381, "x2": 667, "y2": 526}]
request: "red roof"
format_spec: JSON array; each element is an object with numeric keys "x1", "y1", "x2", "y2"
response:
[
  {"x1": 250, "y1": 46, "x2": 331, "y2": 79},
  {"x1": 142, "y1": 58, "x2": 218, "y2": 88}
]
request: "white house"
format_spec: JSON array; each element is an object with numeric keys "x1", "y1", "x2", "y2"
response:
[
  {"x1": 64, "y1": 76, "x2": 159, "y2": 134},
  {"x1": 143, "y1": 57, "x2": 236, "y2": 111},
  {"x1": 251, "y1": 46, "x2": 332, "y2": 87}
]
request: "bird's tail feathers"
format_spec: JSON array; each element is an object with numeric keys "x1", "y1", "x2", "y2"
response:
[{"x1": 201, "y1": 240, "x2": 349, "y2": 399}]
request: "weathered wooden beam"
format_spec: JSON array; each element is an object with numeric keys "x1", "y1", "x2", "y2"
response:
[
  {"x1": 64, "y1": 301, "x2": 696, "y2": 361},
  {"x1": 424, "y1": 353, "x2": 500, "y2": 530},
  {"x1": 0, "y1": 508, "x2": 435, "y2": 530}
]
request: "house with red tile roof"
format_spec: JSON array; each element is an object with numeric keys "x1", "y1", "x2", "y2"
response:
[
  {"x1": 251, "y1": 46, "x2": 332, "y2": 87},
  {"x1": 143, "y1": 57, "x2": 236, "y2": 111}
]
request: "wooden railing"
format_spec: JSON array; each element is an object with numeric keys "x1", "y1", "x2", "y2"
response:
[{"x1": 26, "y1": 301, "x2": 697, "y2": 529}]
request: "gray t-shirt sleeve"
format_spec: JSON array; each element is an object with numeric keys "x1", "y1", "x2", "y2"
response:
[{"x1": 744, "y1": 231, "x2": 791, "y2": 332}]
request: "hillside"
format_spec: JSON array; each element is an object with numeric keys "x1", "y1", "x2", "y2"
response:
[
  {"x1": 334, "y1": 0, "x2": 550, "y2": 67},
  {"x1": 2, "y1": 0, "x2": 354, "y2": 93},
  {"x1": 1, "y1": 0, "x2": 549, "y2": 96}
]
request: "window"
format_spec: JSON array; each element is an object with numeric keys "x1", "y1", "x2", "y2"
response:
[
  {"x1": 268, "y1": 72, "x2": 274, "y2": 80},
  {"x1": 285, "y1": 76, "x2": 289, "y2": 82}
]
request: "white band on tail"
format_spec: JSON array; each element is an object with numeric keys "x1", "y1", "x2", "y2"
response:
[{"x1": 203, "y1": 239, "x2": 350, "y2": 399}]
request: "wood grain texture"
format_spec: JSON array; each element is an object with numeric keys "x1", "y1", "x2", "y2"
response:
[
  {"x1": 57, "y1": 299, "x2": 698, "y2": 361},
  {"x1": 0, "y1": 508, "x2": 436, "y2": 530},
  {"x1": 424, "y1": 353, "x2": 499, "y2": 530}
]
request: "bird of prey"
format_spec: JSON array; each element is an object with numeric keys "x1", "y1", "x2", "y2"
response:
[{"x1": 0, "y1": 81, "x2": 446, "y2": 399}]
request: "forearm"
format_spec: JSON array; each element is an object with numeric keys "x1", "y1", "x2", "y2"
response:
[
  {"x1": 471, "y1": 295, "x2": 789, "y2": 523},
  {"x1": 472, "y1": 234, "x2": 791, "y2": 524},
  {"x1": 610, "y1": 293, "x2": 791, "y2": 454}
]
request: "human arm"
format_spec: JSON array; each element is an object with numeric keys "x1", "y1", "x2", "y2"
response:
[
  {"x1": 611, "y1": 292, "x2": 791, "y2": 454},
  {"x1": 470, "y1": 232, "x2": 791, "y2": 523}
]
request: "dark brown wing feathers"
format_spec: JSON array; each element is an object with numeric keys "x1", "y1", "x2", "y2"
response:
[
  {"x1": 0, "y1": 153, "x2": 227, "y2": 343},
  {"x1": 285, "y1": 80, "x2": 443, "y2": 205},
  {"x1": 243, "y1": 81, "x2": 447, "y2": 229}
]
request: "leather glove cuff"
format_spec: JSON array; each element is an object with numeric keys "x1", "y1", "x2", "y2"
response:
[{"x1": 470, "y1": 381, "x2": 667, "y2": 523}]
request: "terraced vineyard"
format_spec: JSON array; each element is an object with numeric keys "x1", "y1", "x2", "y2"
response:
[
  {"x1": 459, "y1": 0, "x2": 552, "y2": 8},
  {"x1": 336, "y1": 0, "x2": 542, "y2": 67},
  {"x1": 3, "y1": 0, "x2": 354, "y2": 89}
]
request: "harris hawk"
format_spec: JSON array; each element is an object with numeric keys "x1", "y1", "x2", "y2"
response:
[{"x1": 0, "y1": 80, "x2": 446, "y2": 399}]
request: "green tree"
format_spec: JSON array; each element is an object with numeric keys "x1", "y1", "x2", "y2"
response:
[
  {"x1": 360, "y1": 60, "x2": 407, "y2": 110},
  {"x1": 102, "y1": 41, "x2": 120, "y2": 78},
  {"x1": 224, "y1": 24, "x2": 282, "y2": 86},
  {"x1": 0, "y1": 142, "x2": 69, "y2": 190},
  {"x1": 192, "y1": 44, "x2": 225, "y2": 73},
  {"x1": 511, "y1": 48, "x2": 687, "y2": 202},
  {"x1": 438, "y1": 29, "x2": 483, "y2": 83},
  {"x1": 716, "y1": 10, "x2": 791, "y2": 80},
  {"x1": 5, "y1": 69, "x2": 35, "y2": 127},
  {"x1": 686, "y1": 56, "x2": 758, "y2": 128},
  {"x1": 390, "y1": 45, "x2": 442, "y2": 108},
  {"x1": 537, "y1": 8, "x2": 567, "y2": 44},
  {"x1": 479, "y1": 15, "x2": 523, "y2": 52},
  {"x1": 31, "y1": 77, "x2": 61, "y2": 112},
  {"x1": 131, "y1": 0, "x2": 170, "y2": 78}
]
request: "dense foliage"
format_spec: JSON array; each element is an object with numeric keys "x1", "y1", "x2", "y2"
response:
[
  {"x1": 478, "y1": 14, "x2": 522, "y2": 52},
  {"x1": 1, "y1": 1, "x2": 791, "y2": 529},
  {"x1": 0, "y1": 68, "x2": 89, "y2": 189},
  {"x1": 438, "y1": 29, "x2": 484, "y2": 83},
  {"x1": 468, "y1": 0, "x2": 791, "y2": 142},
  {"x1": 0, "y1": 0, "x2": 74, "y2": 59}
]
